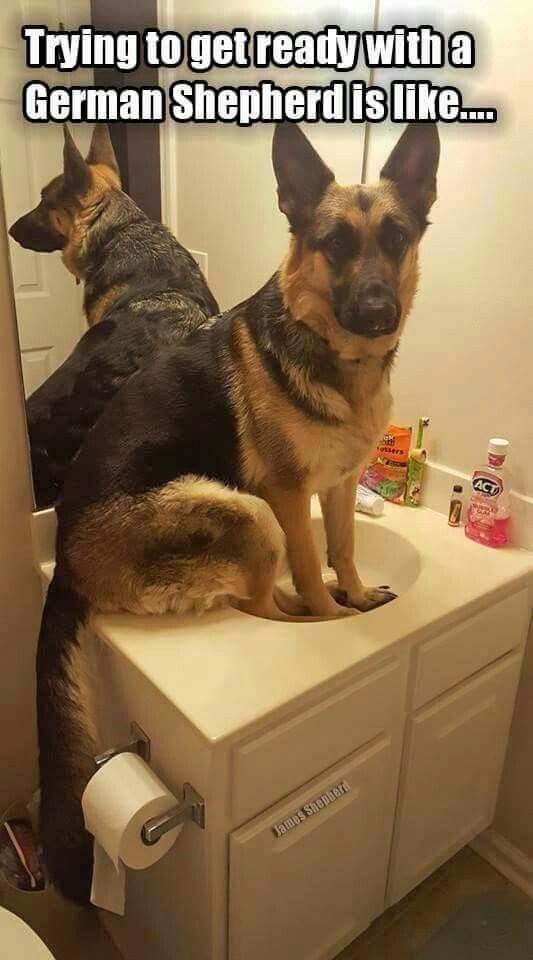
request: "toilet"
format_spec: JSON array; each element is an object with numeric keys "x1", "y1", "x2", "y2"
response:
[{"x1": 0, "y1": 907, "x2": 55, "y2": 958}]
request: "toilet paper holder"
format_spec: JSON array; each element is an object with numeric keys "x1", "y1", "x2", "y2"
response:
[
  {"x1": 142, "y1": 783, "x2": 205, "y2": 845},
  {"x1": 94, "y1": 722, "x2": 206, "y2": 845},
  {"x1": 95, "y1": 722, "x2": 151, "y2": 769}
]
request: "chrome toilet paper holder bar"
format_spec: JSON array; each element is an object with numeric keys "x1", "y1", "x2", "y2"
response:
[
  {"x1": 94, "y1": 722, "x2": 151, "y2": 768},
  {"x1": 142, "y1": 783, "x2": 205, "y2": 845},
  {"x1": 94, "y1": 722, "x2": 206, "y2": 844}
]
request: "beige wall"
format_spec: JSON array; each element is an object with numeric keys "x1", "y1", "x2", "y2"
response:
[
  {"x1": 367, "y1": 0, "x2": 533, "y2": 500},
  {"x1": 495, "y1": 617, "x2": 533, "y2": 859},
  {"x1": 0, "y1": 178, "x2": 42, "y2": 811}
]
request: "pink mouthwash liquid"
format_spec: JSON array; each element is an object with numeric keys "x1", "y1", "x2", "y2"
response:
[{"x1": 465, "y1": 438, "x2": 511, "y2": 548}]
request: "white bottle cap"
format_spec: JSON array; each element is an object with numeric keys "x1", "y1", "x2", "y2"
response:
[{"x1": 488, "y1": 438, "x2": 509, "y2": 456}]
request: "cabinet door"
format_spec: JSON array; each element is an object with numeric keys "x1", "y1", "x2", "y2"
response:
[
  {"x1": 388, "y1": 650, "x2": 523, "y2": 905},
  {"x1": 229, "y1": 735, "x2": 400, "y2": 960}
]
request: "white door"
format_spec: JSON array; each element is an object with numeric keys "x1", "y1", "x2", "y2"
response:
[
  {"x1": 388, "y1": 650, "x2": 523, "y2": 905},
  {"x1": 0, "y1": 1, "x2": 92, "y2": 396},
  {"x1": 230, "y1": 736, "x2": 400, "y2": 960}
]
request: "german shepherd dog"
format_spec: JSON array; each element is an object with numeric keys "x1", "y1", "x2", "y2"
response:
[
  {"x1": 38, "y1": 121, "x2": 439, "y2": 901},
  {"x1": 10, "y1": 125, "x2": 218, "y2": 508}
]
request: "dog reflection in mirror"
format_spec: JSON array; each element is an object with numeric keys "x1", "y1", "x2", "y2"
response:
[{"x1": 9, "y1": 126, "x2": 218, "y2": 508}]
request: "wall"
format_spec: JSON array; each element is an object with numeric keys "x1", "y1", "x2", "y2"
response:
[
  {"x1": 494, "y1": 618, "x2": 533, "y2": 861},
  {"x1": 366, "y1": 0, "x2": 532, "y2": 504},
  {"x1": 0, "y1": 180, "x2": 42, "y2": 811}
]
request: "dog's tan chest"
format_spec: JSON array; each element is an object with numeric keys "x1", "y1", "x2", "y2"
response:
[
  {"x1": 242, "y1": 371, "x2": 392, "y2": 496},
  {"x1": 310, "y1": 358, "x2": 392, "y2": 487},
  {"x1": 233, "y1": 315, "x2": 393, "y2": 496},
  {"x1": 306, "y1": 378, "x2": 392, "y2": 492}
]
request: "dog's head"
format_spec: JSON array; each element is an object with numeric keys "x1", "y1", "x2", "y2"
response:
[
  {"x1": 9, "y1": 125, "x2": 120, "y2": 272},
  {"x1": 274, "y1": 122, "x2": 440, "y2": 360}
]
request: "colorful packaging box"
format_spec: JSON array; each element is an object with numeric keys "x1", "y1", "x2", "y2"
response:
[{"x1": 360, "y1": 425, "x2": 413, "y2": 504}]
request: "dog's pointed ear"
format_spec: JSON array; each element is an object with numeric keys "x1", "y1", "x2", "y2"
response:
[
  {"x1": 63, "y1": 125, "x2": 91, "y2": 195},
  {"x1": 272, "y1": 123, "x2": 334, "y2": 231},
  {"x1": 86, "y1": 124, "x2": 120, "y2": 181},
  {"x1": 380, "y1": 123, "x2": 440, "y2": 226}
]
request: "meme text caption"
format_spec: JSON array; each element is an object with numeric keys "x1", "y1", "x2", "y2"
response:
[{"x1": 22, "y1": 25, "x2": 497, "y2": 126}]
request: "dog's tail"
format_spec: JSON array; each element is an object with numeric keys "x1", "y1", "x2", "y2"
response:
[{"x1": 37, "y1": 574, "x2": 96, "y2": 903}]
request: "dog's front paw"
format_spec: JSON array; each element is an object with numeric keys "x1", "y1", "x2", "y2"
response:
[
  {"x1": 355, "y1": 586, "x2": 398, "y2": 611},
  {"x1": 273, "y1": 587, "x2": 358, "y2": 619},
  {"x1": 328, "y1": 584, "x2": 397, "y2": 612}
]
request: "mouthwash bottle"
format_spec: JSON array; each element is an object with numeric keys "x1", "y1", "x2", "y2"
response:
[{"x1": 465, "y1": 438, "x2": 511, "y2": 547}]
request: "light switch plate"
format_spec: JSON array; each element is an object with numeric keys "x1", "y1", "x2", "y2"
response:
[{"x1": 190, "y1": 249, "x2": 208, "y2": 279}]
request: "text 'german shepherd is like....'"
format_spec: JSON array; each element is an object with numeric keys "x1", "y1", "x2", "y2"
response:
[{"x1": 37, "y1": 121, "x2": 439, "y2": 901}]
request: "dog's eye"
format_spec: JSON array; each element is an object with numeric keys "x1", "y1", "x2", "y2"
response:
[
  {"x1": 380, "y1": 219, "x2": 410, "y2": 259},
  {"x1": 324, "y1": 225, "x2": 360, "y2": 262},
  {"x1": 395, "y1": 229, "x2": 407, "y2": 248},
  {"x1": 323, "y1": 235, "x2": 346, "y2": 264},
  {"x1": 389, "y1": 225, "x2": 408, "y2": 251}
]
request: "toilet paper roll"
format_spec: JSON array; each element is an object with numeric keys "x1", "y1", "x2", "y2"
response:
[{"x1": 82, "y1": 752, "x2": 183, "y2": 915}]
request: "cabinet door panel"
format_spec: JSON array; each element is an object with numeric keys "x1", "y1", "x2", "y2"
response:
[
  {"x1": 233, "y1": 655, "x2": 407, "y2": 824},
  {"x1": 230, "y1": 736, "x2": 400, "y2": 960},
  {"x1": 388, "y1": 651, "x2": 523, "y2": 905}
]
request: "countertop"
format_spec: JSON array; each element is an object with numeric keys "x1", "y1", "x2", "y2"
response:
[{"x1": 93, "y1": 504, "x2": 533, "y2": 744}]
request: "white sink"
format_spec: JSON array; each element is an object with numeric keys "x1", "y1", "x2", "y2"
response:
[
  {"x1": 296, "y1": 511, "x2": 422, "y2": 596},
  {"x1": 94, "y1": 503, "x2": 532, "y2": 743},
  {"x1": 349, "y1": 516, "x2": 422, "y2": 593}
]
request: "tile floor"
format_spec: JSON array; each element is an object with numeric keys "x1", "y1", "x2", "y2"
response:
[
  {"x1": 338, "y1": 847, "x2": 532, "y2": 959},
  {"x1": 2, "y1": 846, "x2": 531, "y2": 959}
]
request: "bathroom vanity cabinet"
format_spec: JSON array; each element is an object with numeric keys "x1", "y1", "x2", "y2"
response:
[
  {"x1": 81, "y1": 508, "x2": 532, "y2": 960},
  {"x1": 229, "y1": 590, "x2": 527, "y2": 960}
]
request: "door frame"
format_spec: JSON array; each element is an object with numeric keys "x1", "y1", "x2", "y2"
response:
[
  {"x1": 90, "y1": 0, "x2": 163, "y2": 222},
  {"x1": 158, "y1": 0, "x2": 179, "y2": 237}
]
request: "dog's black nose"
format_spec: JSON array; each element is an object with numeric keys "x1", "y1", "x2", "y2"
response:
[
  {"x1": 357, "y1": 280, "x2": 399, "y2": 337},
  {"x1": 9, "y1": 215, "x2": 63, "y2": 253},
  {"x1": 9, "y1": 217, "x2": 34, "y2": 248}
]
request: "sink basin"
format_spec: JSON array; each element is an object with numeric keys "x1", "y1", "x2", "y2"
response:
[
  {"x1": 276, "y1": 511, "x2": 422, "y2": 598},
  {"x1": 347, "y1": 515, "x2": 422, "y2": 592}
]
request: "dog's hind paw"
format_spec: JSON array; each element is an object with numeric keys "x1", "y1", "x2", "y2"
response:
[{"x1": 273, "y1": 586, "x2": 311, "y2": 617}]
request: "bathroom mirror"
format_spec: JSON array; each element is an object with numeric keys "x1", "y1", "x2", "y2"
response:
[
  {"x1": 3, "y1": 0, "x2": 374, "y2": 514},
  {"x1": 1, "y1": 2, "x2": 91, "y2": 514},
  {"x1": 2, "y1": 0, "x2": 162, "y2": 511}
]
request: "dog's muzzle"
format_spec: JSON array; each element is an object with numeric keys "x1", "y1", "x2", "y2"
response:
[
  {"x1": 339, "y1": 280, "x2": 400, "y2": 339},
  {"x1": 9, "y1": 213, "x2": 64, "y2": 253}
]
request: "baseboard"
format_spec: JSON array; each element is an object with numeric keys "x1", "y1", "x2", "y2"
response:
[{"x1": 471, "y1": 828, "x2": 533, "y2": 900}]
